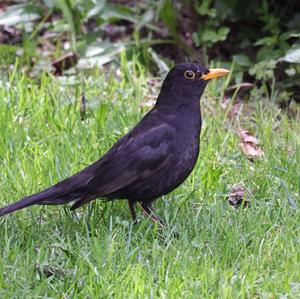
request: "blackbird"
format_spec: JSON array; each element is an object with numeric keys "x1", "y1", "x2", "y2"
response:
[{"x1": 0, "y1": 63, "x2": 229, "y2": 226}]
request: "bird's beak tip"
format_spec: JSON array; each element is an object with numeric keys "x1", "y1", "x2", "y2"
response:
[{"x1": 201, "y1": 68, "x2": 230, "y2": 81}]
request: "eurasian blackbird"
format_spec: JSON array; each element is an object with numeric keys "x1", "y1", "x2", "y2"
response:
[{"x1": 0, "y1": 63, "x2": 229, "y2": 226}]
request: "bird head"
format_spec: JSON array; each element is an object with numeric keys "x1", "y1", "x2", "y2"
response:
[{"x1": 156, "y1": 63, "x2": 230, "y2": 107}]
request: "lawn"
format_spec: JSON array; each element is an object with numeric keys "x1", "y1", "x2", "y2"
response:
[{"x1": 0, "y1": 62, "x2": 299, "y2": 298}]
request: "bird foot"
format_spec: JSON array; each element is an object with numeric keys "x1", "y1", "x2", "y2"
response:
[
  {"x1": 128, "y1": 200, "x2": 165, "y2": 228},
  {"x1": 140, "y1": 202, "x2": 165, "y2": 228}
]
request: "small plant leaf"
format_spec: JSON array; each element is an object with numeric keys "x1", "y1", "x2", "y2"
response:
[
  {"x1": 280, "y1": 45, "x2": 300, "y2": 64},
  {"x1": 280, "y1": 181, "x2": 298, "y2": 210},
  {"x1": 0, "y1": 4, "x2": 41, "y2": 27},
  {"x1": 86, "y1": 0, "x2": 106, "y2": 19},
  {"x1": 191, "y1": 236, "x2": 202, "y2": 248},
  {"x1": 232, "y1": 54, "x2": 252, "y2": 67}
]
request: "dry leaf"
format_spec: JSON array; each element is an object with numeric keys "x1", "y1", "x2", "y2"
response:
[
  {"x1": 227, "y1": 184, "x2": 250, "y2": 208},
  {"x1": 35, "y1": 263, "x2": 65, "y2": 278},
  {"x1": 239, "y1": 142, "x2": 264, "y2": 157},
  {"x1": 238, "y1": 128, "x2": 264, "y2": 158},
  {"x1": 52, "y1": 51, "x2": 78, "y2": 75},
  {"x1": 238, "y1": 129, "x2": 259, "y2": 144}
]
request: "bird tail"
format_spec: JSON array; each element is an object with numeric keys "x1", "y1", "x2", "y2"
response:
[{"x1": 0, "y1": 184, "x2": 85, "y2": 217}]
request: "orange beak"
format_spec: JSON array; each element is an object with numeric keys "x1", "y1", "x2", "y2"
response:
[{"x1": 201, "y1": 68, "x2": 230, "y2": 81}]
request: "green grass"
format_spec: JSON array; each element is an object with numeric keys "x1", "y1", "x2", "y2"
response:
[{"x1": 0, "y1": 62, "x2": 299, "y2": 298}]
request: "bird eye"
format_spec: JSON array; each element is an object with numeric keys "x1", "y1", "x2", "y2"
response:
[{"x1": 184, "y1": 70, "x2": 195, "y2": 80}]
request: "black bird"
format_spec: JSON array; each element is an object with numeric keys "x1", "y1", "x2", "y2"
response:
[{"x1": 0, "y1": 63, "x2": 229, "y2": 226}]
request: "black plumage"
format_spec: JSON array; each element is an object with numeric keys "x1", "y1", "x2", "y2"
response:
[{"x1": 0, "y1": 63, "x2": 229, "y2": 226}]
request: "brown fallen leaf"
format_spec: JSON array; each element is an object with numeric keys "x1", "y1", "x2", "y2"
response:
[
  {"x1": 239, "y1": 142, "x2": 264, "y2": 158},
  {"x1": 0, "y1": 25, "x2": 22, "y2": 44},
  {"x1": 52, "y1": 51, "x2": 78, "y2": 75},
  {"x1": 35, "y1": 263, "x2": 65, "y2": 278},
  {"x1": 227, "y1": 184, "x2": 250, "y2": 208},
  {"x1": 238, "y1": 128, "x2": 264, "y2": 158},
  {"x1": 238, "y1": 129, "x2": 259, "y2": 144}
]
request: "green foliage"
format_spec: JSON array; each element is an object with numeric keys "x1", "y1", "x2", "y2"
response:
[
  {"x1": 0, "y1": 0, "x2": 299, "y2": 102},
  {"x1": 190, "y1": 0, "x2": 300, "y2": 101},
  {"x1": 193, "y1": 0, "x2": 230, "y2": 47}
]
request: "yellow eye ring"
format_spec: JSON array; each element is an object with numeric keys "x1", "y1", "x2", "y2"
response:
[{"x1": 184, "y1": 70, "x2": 195, "y2": 80}]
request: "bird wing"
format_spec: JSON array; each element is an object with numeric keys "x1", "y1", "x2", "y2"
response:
[{"x1": 84, "y1": 122, "x2": 176, "y2": 197}]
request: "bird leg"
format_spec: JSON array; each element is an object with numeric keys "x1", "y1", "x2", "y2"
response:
[
  {"x1": 128, "y1": 201, "x2": 138, "y2": 224},
  {"x1": 140, "y1": 202, "x2": 165, "y2": 228}
]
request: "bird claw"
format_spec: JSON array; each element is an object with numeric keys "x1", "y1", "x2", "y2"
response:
[{"x1": 140, "y1": 202, "x2": 165, "y2": 228}]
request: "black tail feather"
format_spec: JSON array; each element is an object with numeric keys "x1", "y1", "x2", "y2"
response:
[
  {"x1": 0, "y1": 195, "x2": 39, "y2": 217},
  {"x1": 0, "y1": 187, "x2": 84, "y2": 217}
]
